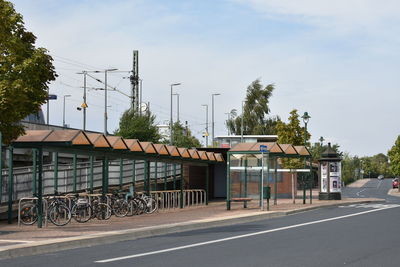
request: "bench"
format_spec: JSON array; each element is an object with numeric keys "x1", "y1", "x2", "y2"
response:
[{"x1": 230, "y1": 197, "x2": 252, "y2": 209}]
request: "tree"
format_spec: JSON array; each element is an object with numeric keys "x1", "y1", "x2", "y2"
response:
[
  {"x1": 170, "y1": 121, "x2": 201, "y2": 148},
  {"x1": 0, "y1": 0, "x2": 57, "y2": 143},
  {"x1": 115, "y1": 109, "x2": 161, "y2": 143},
  {"x1": 275, "y1": 109, "x2": 311, "y2": 203},
  {"x1": 227, "y1": 79, "x2": 279, "y2": 135},
  {"x1": 388, "y1": 136, "x2": 400, "y2": 177}
]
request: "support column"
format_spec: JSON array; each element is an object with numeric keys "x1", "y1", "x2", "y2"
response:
[
  {"x1": 180, "y1": 163, "x2": 184, "y2": 208},
  {"x1": 309, "y1": 157, "x2": 313, "y2": 204},
  {"x1": 0, "y1": 132, "x2": 2, "y2": 204},
  {"x1": 37, "y1": 148, "x2": 43, "y2": 228},
  {"x1": 226, "y1": 153, "x2": 231, "y2": 210},
  {"x1": 89, "y1": 156, "x2": 94, "y2": 193},
  {"x1": 244, "y1": 158, "x2": 248, "y2": 208},
  {"x1": 144, "y1": 160, "x2": 150, "y2": 195},
  {"x1": 53, "y1": 152, "x2": 58, "y2": 193},
  {"x1": 7, "y1": 146, "x2": 13, "y2": 224},
  {"x1": 119, "y1": 158, "x2": 123, "y2": 190},
  {"x1": 173, "y1": 164, "x2": 177, "y2": 190},
  {"x1": 32, "y1": 149, "x2": 37, "y2": 195},
  {"x1": 132, "y1": 160, "x2": 136, "y2": 192},
  {"x1": 164, "y1": 163, "x2": 168, "y2": 190},
  {"x1": 206, "y1": 165, "x2": 209, "y2": 205},
  {"x1": 154, "y1": 161, "x2": 158, "y2": 191},
  {"x1": 274, "y1": 157, "x2": 278, "y2": 205},
  {"x1": 73, "y1": 154, "x2": 77, "y2": 192},
  {"x1": 102, "y1": 157, "x2": 109, "y2": 197}
]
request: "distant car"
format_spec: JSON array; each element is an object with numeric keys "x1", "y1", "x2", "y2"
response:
[
  {"x1": 378, "y1": 175, "x2": 384, "y2": 180},
  {"x1": 393, "y1": 178, "x2": 399, "y2": 189}
]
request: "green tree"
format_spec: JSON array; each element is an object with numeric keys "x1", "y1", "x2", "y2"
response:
[
  {"x1": 170, "y1": 122, "x2": 201, "y2": 148},
  {"x1": 115, "y1": 109, "x2": 160, "y2": 143},
  {"x1": 227, "y1": 79, "x2": 279, "y2": 135},
  {"x1": 0, "y1": 0, "x2": 57, "y2": 143},
  {"x1": 275, "y1": 109, "x2": 310, "y2": 203},
  {"x1": 388, "y1": 136, "x2": 400, "y2": 177}
]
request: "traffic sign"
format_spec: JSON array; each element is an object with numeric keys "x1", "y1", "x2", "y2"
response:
[
  {"x1": 259, "y1": 145, "x2": 268, "y2": 152},
  {"x1": 48, "y1": 94, "x2": 57, "y2": 100}
]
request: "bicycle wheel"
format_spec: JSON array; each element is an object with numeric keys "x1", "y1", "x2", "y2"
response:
[
  {"x1": 145, "y1": 197, "x2": 158, "y2": 214},
  {"x1": 48, "y1": 204, "x2": 71, "y2": 226},
  {"x1": 95, "y1": 203, "x2": 112, "y2": 220},
  {"x1": 112, "y1": 199, "x2": 129, "y2": 217},
  {"x1": 134, "y1": 198, "x2": 147, "y2": 215},
  {"x1": 20, "y1": 202, "x2": 38, "y2": 225},
  {"x1": 125, "y1": 199, "x2": 139, "y2": 216},
  {"x1": 72, "y1": 203, "x2": 92, "y2": 223}
]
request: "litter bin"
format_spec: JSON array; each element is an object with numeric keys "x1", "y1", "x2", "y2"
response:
[{"x1": 263, "y1": 186, "x2": 271, "y2": 200}]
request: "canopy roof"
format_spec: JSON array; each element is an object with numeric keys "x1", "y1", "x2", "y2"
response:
[
  {"x1": 12, "y1": 130, "x2": 224, "y2": 164},
  {"x1": 229, "y1": 142, "x2": 310, "y2": 157}
]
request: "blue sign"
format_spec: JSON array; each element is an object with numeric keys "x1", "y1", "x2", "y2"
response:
[
  {"x1": 259, "y1": 145, "x2": 268, "y2": 152},
  {"x1": 48, "y1": 94, "x2": 57, "y2": 100}
]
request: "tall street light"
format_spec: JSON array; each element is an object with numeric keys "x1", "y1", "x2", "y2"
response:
[
  {"x1": 225, "y1": 112, "x2": 230, "y2": 135},
  {"x1": 170, "y1": 83, "x2": 181, "y2": 145},
  {"x1": 211, "y1": 93, "x2": 220, "y2": 147},
  {"x1": 173, "y1": 93, "x2": 180, "y2": 122},
  {"x1": 301, "y1": 111, "x2": 311, "y2": 204},
  {"x1": 63, "y1": 95, "x2": 71, "y2": 128},
  {"x1": 202, "y1": 104, "x2": 209, "y2": 147},
  {"x1": 104, "y1": 68, "x2": 118, "y2": 135},
  {"x1": 241, "y1": 101, "x2": 246, "y2": 143}
]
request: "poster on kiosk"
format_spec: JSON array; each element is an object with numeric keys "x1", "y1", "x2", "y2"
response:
[{"x1": 320, "y1": 162, "x2": 342, "y2": 193}]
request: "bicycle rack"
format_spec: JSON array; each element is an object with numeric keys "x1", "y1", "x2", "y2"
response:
[{"x1": 18, "y1": 197, "x2": 48, "y2": 227}]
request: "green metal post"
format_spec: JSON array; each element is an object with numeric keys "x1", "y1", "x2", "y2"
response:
[
  {"x1": 226, "y1": 153, "x2": 231, "y2": 210},
  {"x1": 266, "y1": 153, "x2": 270, "y2": 211},
  {"x1": 244, "y1": 158, "x2": 248, "y2": 208},
  {"x1": 132, "y1": 160, "x2": 136, "y2": 192},
  {"x1": 206, "y1": 165, "x2": 209, "y2": 205},
  {"x1": 37, "y1": 148, "x2": 43, "y2": 228},
  {"x1": 105, "y1": 157, "x2": 109, "y2": 194},
  {"x1": 89, "y1": 156, "x2": 94, "y2": 193},
  {"x1": 0, "y1": 132, "x2": 2, "y2": 204},
  {"x1": 259, "y1": 157, "x2": 262, "y2": 207},
  {"x1": 144, "y1": 160, "x2": 150, "y2": 195},
  {"x1": 53, "y1": 152, "x2": 58, "y2": 193},
  {"x1": 7, "y1": 146, "x2": 14, "y2": 224},
  {"x1": 274, "y1": 157, "x2": 278, "y2": 205},
  {"x1": 164, "y1": 163, "x2": 168, "y2": 190},
  {"x1": 119, "y1": 158, "x2": 123, "y2": 190},
  {"x1": 32, "y1": 149, "x2": 37, "y2": 195},
  {"x1": 180, "y1": 164, "x2": 184, "y2": 208},
  {"x1": 154, "y1": 161, "x2": 158, "y2": 191},
  {"x1": 309, "y1": 157, "x2": 313, "y2": 204},
  {"x1": 173, "y1": 164, "x2": 177, "y2": 190},
  {"x1": 102, "y1": 158, "x2": 108, "y2": 197},
  {"x1": 73, "y1": 154, "x2": 77, "y2": 192}
]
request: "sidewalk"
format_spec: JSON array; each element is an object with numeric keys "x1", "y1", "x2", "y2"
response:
[{"x1": 0, "y1": 193, "x2": 383, "y2": 259}]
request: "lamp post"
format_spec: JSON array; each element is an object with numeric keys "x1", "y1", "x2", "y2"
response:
[
  {"x1": 301, "y1": 111, "x2": 311, "y2": 204},
  {"x1": 170, "y1": 83, "x2": 181, "y2": 145},
  {"x1": 241, "y1": 101, "x2": 246, "y2": 143},
  {"x1": 211, "y1": 93, "x2": 220, "y2": 147},
  {"x1": 202, "y1": 104, "x2": 209, "y2": 147},
  {"x1": 173, "y1": 93, "x2": 180, "y2": 122},
  {"x1": 63, "y1": 95, "x2": 71, "y2": 128},
  {"x1": 104, "y1": 68, "x2": 118, "y2": 135},
  {"x1": 225, "y1": 112, "x2": 230, "y2": 135}
]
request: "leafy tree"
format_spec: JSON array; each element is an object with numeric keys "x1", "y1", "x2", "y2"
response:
[
  {"x1": 388, "y1": 136, "x2": 400, "y2": 177},
  {"x1": 227, "y1": 79, "x2": 279, "y2": 135},
  {"x1": 170, "y1": 121, "x2": 201, "y2": 148},
  {"x1": 0, "y1": 0, "x2": 57, "y2": 143},
  {"x1": 275, "y1": 109, "x2": 311, "y2": 203},
  {"x1": 115, "y1": 109, "x2": 160, "y2": 143}
]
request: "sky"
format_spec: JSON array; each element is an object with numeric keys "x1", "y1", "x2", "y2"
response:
[{"x1": 9, "y1": 0, "x2": 400, "y2": 156}]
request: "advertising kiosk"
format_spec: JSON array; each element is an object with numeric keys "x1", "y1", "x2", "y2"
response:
[{"x1": 318, "y1": 143, "x2": 342, "y2": 200}]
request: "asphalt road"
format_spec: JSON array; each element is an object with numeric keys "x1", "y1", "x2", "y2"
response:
[{"x1": 2, "y1": 179, "x2": 399, "y2": 267}]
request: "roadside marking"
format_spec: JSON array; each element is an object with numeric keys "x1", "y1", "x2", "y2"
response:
[
  {"x1": 339, "y1": 203, "x2": 400, "y2": 209},
  {"x1": 0, "y1": 239, "x2": 34, "y2": 243},
  {"x1": 356, "y1": 188, "x2": 367, "y2": 197},
  {"x1": 95, "y1": 205, "x2": 400, "y2": 263},
  {"x1": 377, "y1": 180, "x2": 383, "y2": 188}
]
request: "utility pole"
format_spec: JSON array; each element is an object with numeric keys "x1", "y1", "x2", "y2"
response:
[
  {"x1": 202, "y1": 104, "x2": 209, "y2": 147},
  {"x1": 130, "y1": 50, "x2": 139, "y2": 112},
  {"x1": 82, "y1": 71, "x2": 87, "y2": 130}
]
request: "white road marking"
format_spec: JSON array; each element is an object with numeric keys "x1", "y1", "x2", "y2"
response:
[
  {"x1": 377, "y1": 180, "x2": 383, "y2": 188},
  {"x1": 0, "y1": 239, "x2": 34, "y2": 243},
  {"x1": 339, "y1": 203, "x2": 400, "y2": 209},
  {"x1": 95, "y1": 205, "x2": 400, "y2": 263},
  {"x1": 356, "y1": 188, "x2": 367, "y2": 197}
]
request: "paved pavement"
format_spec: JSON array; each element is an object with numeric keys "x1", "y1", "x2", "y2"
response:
[{"x1": 0, "y1": 179, "x2": 389, "y2": 259}]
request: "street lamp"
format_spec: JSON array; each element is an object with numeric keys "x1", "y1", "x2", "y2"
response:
[
  {"x1": 301, "y1": 111, "x2": 311, "y2": 204},
  {"x1": 63, "y1": 95, "x2": 71, "y2": 128},
  {"x1": 104, "y1": 68, "x2": 118, "y2": 135},
  {"x1": 172, "y1": 93, "x2": 180, "y2": 122},
  {"x1": 225, "y1": 112, "x2": 230, "y2": 135},
  {"x1": 202, "y1": 104, "x2": 209, "y2": 147},
  {"x1": 211, "y1": 93, "x2": 220, "y2": 147},
  {"x1": 170, "y1": 83, "x2": 181, "y2": 145},
  {"x1": 241, "y1": 101, "x2": 246, "y2": 143}
]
